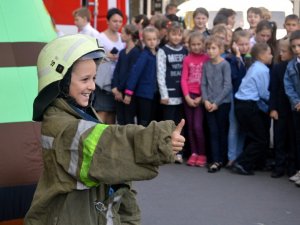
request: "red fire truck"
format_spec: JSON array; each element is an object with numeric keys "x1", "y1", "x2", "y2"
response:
[{"x1": 43, "y1": 0, "x2": 127, "y2": 34}]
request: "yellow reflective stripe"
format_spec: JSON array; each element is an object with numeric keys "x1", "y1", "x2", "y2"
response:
[{"x1": 80, "y1": 124, "x2": 109, "y2": 187}]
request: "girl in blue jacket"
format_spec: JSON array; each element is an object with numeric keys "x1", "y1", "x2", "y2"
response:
[
  {"x1": 124, "y1": 27, "x2": 159, "y2": 126},
  {"x1": 112, "y1": 24, "x2": 141, "y2": 125}
]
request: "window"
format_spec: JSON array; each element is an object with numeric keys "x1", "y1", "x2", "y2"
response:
[{"x1": 271, "y1": 11, "x2": 285, "y2": 29}]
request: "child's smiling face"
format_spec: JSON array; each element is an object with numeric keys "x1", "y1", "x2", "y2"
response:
[{"x1": 69, "y1": 59, "x2": 96, "y2": 107}]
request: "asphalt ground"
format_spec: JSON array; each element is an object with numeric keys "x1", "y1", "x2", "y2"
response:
[{"x1": 134, "y1": 164, "x2": 300, "y2": 225}]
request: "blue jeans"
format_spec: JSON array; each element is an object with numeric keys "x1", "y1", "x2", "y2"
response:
[{"x1": 227, "y1": 97, "x2": 245, "y2": 161}]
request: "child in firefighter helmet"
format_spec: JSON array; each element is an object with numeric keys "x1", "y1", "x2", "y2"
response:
[
  {"x1": 26, "y1": 34, "x2": 185, "y2": 225},
  {"x1": 32, "y1": 34, "x2": 106, "y2": 121}
]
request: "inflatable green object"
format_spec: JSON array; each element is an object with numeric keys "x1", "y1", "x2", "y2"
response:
[
  {"x1": 0, "y1": 1, "x2": 56, "y2": 222},
  {"x1": 0, "y1": 0, "x2": 56, "y2": 123}
]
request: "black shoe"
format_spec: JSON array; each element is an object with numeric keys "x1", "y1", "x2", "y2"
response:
[
  {"x1": 271, "y1": 169, "x2": 285, "y2": 178},
  {"x1": 232, "y1": 162, "x2": 254, "y2": 175}
]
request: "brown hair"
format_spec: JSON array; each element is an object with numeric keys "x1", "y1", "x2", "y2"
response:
[
  {"x1": 142, "y1": 26, "x2": 159, "y2": 40},
  {"x1": 167, "y1": 21, "x2": 183, "y2": 34},
  {"x1": 211, "y1": 24, "x2": 227, "y2": 36},
  {"x1": 217, "y1": 8, "x2": 236, "y2": 18},
  {"x1": 278, "y1": 38, "x2": 292, "y2": 62},
  {"x1": 256, "y1": 20, "x2": 277, "y2": 55},
  {"x1": 193, "y1": 7, "x2": 209, "y2": 19},
  {"x1": 134, "y1": 14, "x2": 150, "y2": 29},
  {"x1": 259, "y1": 7, "x2": 271, "y2": 20},
  {"x1": 188, "y1": 31, "x2": 205, "y2": 45},
  {"x1": 123, "y1": 24, "x2": 143, "y2": 49},
  {"x1": 205, "y1": 36, "x2": 224, "y2": 50},
  {"x1": 154, "y1": 17, "x2": 170, "y2": 30},
  {"x1": 123, "y1": 24, "x2": 140, "y2": 42},
  {"x1": 290, "y1": 30, "x2": 300, "y2": 43},
  {"x1": 247, "y1": 7, "x2": 262, "y2": 17},
  {"x1": 279, "y1": 38, "x2": 290, "y2": 49},
  {"x1": 232, "y1": 30, "x2": 250, "y2": 43},
  {"x1": 150, "y1": 13, "x2": 165, "y2": 26},
  {"x1": 165, "y1": 3, "x2": 177, "y2": 13},
  {"x1": 213, "y1": 14, "x2": 228, "y2": 26},
  {"x1": 73, "y1": 7, "x2": 91, "y2": 22},
  {"x1": 250, "y1": 42, "x2": 270, "y2": 61},
  {"x1": 285, "y1": 14, "x2": 300, "y2": 23}
]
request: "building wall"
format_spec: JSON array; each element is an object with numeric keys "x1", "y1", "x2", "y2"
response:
[
  {"x1": 293, "y1": 0, "x2": 300, "y2": 16},
  {"x1": 128, "y1": 0, "x2": 186, "y2": 21}
]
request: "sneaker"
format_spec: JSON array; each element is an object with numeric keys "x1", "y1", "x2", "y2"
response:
[
  {"x1": 295, "y1": 179, "x2": 300, "y2": 187},
  {"x1": 208, "y1": 162, "x2": 221, "y2": 173},
  {"x1": 231, "y1": 162, "x2": 254, "y2": 175},
  {"x1": 289, "y1": 170, "x2": 300, "y2": 182},
  {"x1": 195, "y1": 155, "x2": 207, "y2": 167},
  {"x1": 187, "y1": 153, "x2": 198, "y2": 166},
  {"x1": 174, "y1": 154, "x2": 183, "y2": 164}
]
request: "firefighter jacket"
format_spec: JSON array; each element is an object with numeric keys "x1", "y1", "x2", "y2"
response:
[{"x1": 25, "y1": 98, "x2": 177, "y2": 225}]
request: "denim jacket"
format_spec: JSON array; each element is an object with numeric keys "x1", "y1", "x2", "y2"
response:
[{"x1": 284, "y1": 58, "x2": 300, "y2": 110}]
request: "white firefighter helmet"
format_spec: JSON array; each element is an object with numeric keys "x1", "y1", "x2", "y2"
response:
[{"x1": 33, "y1": 34, "x2": 105, "y2": 121}]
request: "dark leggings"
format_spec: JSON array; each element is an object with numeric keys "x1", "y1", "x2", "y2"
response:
[{"x1": 183, "y1": 94, "x2": 206, "y2": 155}]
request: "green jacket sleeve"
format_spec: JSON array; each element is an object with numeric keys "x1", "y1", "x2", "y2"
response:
[
  {"x1": 42, "y1": 100, "x2": 177, "y2": 188},
  {"x1": 88, "y1": 121, "x2": 176, "y2": 185}
]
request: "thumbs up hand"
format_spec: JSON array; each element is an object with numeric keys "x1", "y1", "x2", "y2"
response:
[{"x1": 171, "y1": 119, "x2": 185, "y2": 153}]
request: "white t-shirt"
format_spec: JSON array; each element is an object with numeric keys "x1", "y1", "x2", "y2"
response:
[
  {"x1": 79, "y1": 23, "x2": 100, "y2": 39},
  {"x1": 98, "y1": 32, "x2": 125, "y2": 53},
  {"x1": 96, "y1": 32, "x2": 125, "y2": 91},
  {"x1": 250, "y1": 36, "x2": 256, "y2": 48}
]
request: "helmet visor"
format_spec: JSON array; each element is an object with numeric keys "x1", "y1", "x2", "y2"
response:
[{"x1": 79, "y1": 50, "x2": 106, "y2": 65}]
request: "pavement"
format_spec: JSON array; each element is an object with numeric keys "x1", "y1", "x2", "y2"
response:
[{"x1": 134, "y1": 164, "x2": 300, "y2": 225}]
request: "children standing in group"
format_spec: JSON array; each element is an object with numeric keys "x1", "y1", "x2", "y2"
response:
[
  {"x1": 112, "y1": 24, "x2": 141, "y2": 125},
  {"x1": 201, "y1": 36, "x2": 232, "y2": 173},
  {"x1": 181, "y1": 31, "x2": 209, "y2": 167},
  {"x1": 269, "y1": 38, "x2": 296, "y2": 178},
  {"x1": 284, "y1": 30, "x2": 300, "y2": 187},
  {"x1": 232, "y1": 43, "x2": 273, "y2": 175},
  {"x1": 225, "y1": 30, "x2": 251, "y2": 167},
  {"x1": 124, "y1": 27, "x2": 159, "y2": 127},
  {"x1": 157, "y1": 22, "x2": 188, "y2": 163}
]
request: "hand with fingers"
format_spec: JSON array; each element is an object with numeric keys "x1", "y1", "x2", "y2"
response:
[
  {"x1": 171, "y1": 119, "x2": 185, "y2": 155},
  {"x1": 270, "y1": 110, "x2": 279, "y2": 120},
  {"x1": 295, "y1": 103, "x2": 300, "y2": 112},
  {"x1": 185, "y1": 95, "x2": 197, "y2": 107},
  {"x1": 123, "y1": 95, "x2": 132, "y2": 105}
]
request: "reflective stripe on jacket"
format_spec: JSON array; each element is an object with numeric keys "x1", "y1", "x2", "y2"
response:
[{"x1": 25, "y1": 98, "x2": 176, "y2": 225}]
